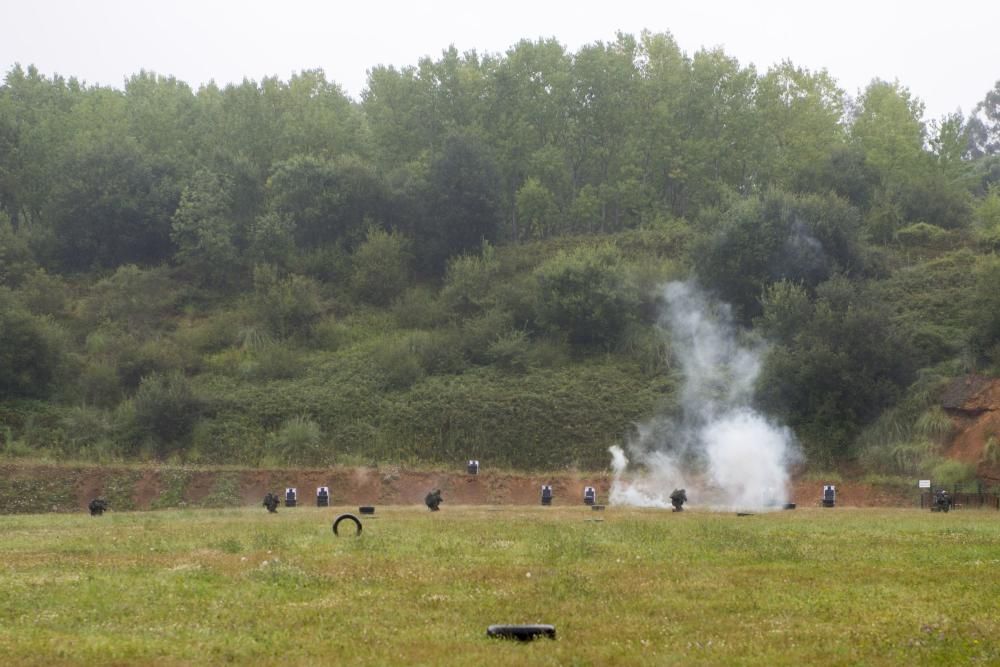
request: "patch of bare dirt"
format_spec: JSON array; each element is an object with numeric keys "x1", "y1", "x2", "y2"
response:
[
  {"x1": 941, "y1": 374, "x2": 1000, "y2": 481},
  {"x1": 0, "y1": 461, "x2": 928, "y2": 512}
]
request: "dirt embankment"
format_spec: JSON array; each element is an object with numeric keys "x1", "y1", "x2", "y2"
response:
[
  {"x1": 0, "y1": 462, "x2": 917, "y2": 514},
  {"x1": 942, "y1": 375, "x2": 1000, "y2": 481}
]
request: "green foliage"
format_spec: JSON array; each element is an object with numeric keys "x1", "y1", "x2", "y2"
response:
[
  {"x1": 266, "y1": 415, "x2": 325, "y2": 466},
  {"x1": 534, "y1": 243, "x2": 639, "y2": 347},
  {"x1": 930, "y1": 459, "x2": 977, "y2": 486},
  {"x1": 0, "y1": 288, "x2": 66, "y2": 399},
  {"x1": 757, "y1": 277, "x2": 915, "y2": 459},
  {"x1": 349, "y1": 226, "x2": 411, "y2": 306},
  {"x1": 170, "y1": 169, "x2": 240, "y2": 286},
  {"x1": 695, "y1": 190, "x2": 864, "y2": 321},
  {"x1": 250, "y1": 266, "x2": 325, "y2": 340},
  {"x1": 3, "y1": 49, "x2": 1000, "y2": 470},
  {"x1": 125, "y1": 372, "x2": 203, "y2": 458},
  {"x1": 150, "y1": 468, "x2": 192, "y2": 509},
  {"x1": 895, "y1": 222, "x2": 949, "y2": 247}
]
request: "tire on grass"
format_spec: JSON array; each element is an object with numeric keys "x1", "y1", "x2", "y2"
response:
[{"x1": 333, "y1": 513, "x2": 363, "y2": 536}]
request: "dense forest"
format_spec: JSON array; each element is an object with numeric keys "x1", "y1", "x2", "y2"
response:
[{"x1": 2, "y1": 32, "x2": 999, "y2": 476}]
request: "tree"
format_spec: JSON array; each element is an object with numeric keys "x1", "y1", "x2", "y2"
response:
[
  {"x1": 756, "y1": 61, "x2": 847, "y2": 190},
  {"x1": 350, "y1": 226, "x2": 412, "y2": 306},
  {"x1": 534, "y1": 244, "x2": 639, "y2": 347},
  {"x1": 695, "y1": 190, "x2": 864, "y2": 322},
  {"x1": 41, "y1": 137, "x2": 180, "y2": 271},
  {"x1": 756, "y1": 277, "x2": 915, "y2": 459},
  {"x1": 0, "y1": 288, "x2": 65, "y2": 399},
  {"x1": 968, "y1": 80, "x2": 1000, "y2": 157},
  {"x1": 516, "y1": 178, "x2": 560, "y2": 239},
  {"x1": 266, "y1": 154, "x2": 388, "y2": 250},
  {"x1": 417, "y1": 132, "x2": 501, "y2": 273},
  {"x1": 170, "y1": 170, "x2": 239, "y2": 285}
]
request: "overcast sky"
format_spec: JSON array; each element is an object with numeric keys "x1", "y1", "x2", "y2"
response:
[{"x1": 2, "y1": 0, "x2": 997, "y2": 121}]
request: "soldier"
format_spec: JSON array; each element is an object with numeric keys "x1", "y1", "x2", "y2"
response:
[
  {"x1": 88, "y1": 498, "x2": 108, "y2": 516},
  {"x1": 425, "y1": 489, "x2": 443, "y2": 511},
  {"x1": 263, "y1": 492, "x2": 279, "y2": 513},
  {"x1": 670, "y1": 488, "x2": 687, "y2": 512},
  {"x1": 934, "y1": 489, "x2": 951, "y2": 513}
]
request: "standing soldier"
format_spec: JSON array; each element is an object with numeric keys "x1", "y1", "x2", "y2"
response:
[{"x1": 263, "y1": 492, "x2": 279, "y2": 513}]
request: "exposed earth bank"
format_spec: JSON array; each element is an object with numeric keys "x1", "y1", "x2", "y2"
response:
[{"x1": 0, "y1": 462, "x2": 917, "y2": 514}]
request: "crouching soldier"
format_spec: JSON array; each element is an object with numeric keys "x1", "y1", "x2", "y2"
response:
[
  {"x1": 263, "y1": 492, "x2": 280, "y2": 513},
  {"x1": 670, "y1": 488, "x2": 687, "y2": 512},
  {"x1": 934, "y1": 489, "x2": 951, "y2": 513},
  {"x1": 425, "y1": 489, "x2": 443, "y2": 511},
  {"x1": 88, "y1": 498, "x2": 108, "y2": 516}
]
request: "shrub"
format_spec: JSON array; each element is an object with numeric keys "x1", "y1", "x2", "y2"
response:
[
  {"x1": 391, "y1": 286, "x2": 448, "y2": 329},
  {"x1": 534, "y1": 243, "x2": 639, "y2": 348},
  {"x1": 930, "y1": 459, "x2": 977, "y2": 486},
  {"x1": 251, "y1": 266, "x2": 325, "y2": 340},
  {"x1": 267, "y1": 415, "x2": 325, "y2": 466},
  {"x1": 127, "y1": 372, "x2": 204, "y2": 458},
  {"x1": 350, "y1": 226, "x2": 412, "y2": 306},
  {"x1": 372, "y1": 336, "x2": 426, "y2": 390}
]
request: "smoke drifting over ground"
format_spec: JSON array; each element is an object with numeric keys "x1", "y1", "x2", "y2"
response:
[{"x1": 610, "y1": 281, "x2": 799, "y2": 511}]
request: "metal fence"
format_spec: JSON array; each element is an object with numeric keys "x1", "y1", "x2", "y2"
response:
[{"x1": 919, "y1": 485, "x2": 1000, "y2": 510}]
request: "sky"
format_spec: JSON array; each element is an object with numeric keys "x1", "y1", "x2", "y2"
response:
[{"x1": 2, "y1": 0, "x2": 998, "y2": 121}]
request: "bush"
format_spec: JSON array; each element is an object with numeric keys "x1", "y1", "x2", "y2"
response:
[
  {"x1": 372, "y1": 337, "x2": 426, "y2": 390},
  {"x1": 391, "y1": 286, "x2": 448, "y2": 329},
  {"x1": 266, "y1": 415, "x2": 326, "y2": 466},
  {"x1": 534, "y1": 243, "x2": 639, "y2": 348},
  {"x1": 251, "y1": 266, "x2": 325, "y2": 340},
  {"x1": 350, "y1": 226, "x2": 412, "y2": 306},
  {"x1": 0, "y1": 289, "x2": 67, "y2": 399},
  {"x1": 930, "y1": 459, "x2": 977, "y2": 486},
  {"x1": 126, "y1": 372, "x2": 204, "y2": 458}
]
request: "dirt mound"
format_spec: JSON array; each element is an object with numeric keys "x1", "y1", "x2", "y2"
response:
[
  {"x1": 942, "y1": 375, "x2": 1000, "y2": 481},
  {"x1": 0, "y1": 461, "x2": 924, "y2": 513}
]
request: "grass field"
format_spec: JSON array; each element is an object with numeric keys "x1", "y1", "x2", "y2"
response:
[{"x1": 0, "y1": 505, "x2": 998, "y2": 666}]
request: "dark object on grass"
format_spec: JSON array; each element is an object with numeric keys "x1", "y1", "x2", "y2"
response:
[
  {"x1": 783, "y1": 503, "x2": 796, "y2": 510},
  {"x1": 736, "y1": 512, "x2": 754, "y2": 517},
  {"x1": 541, "y1": 485, "x2": 553, "y2": 506},
  {"x1": 425, "y1": 489, "x2": 443, "y2": 511},
  {"x1": 487, "y1": 624, "x2": 556, "y2": 641},
  {"x1": 932, "y1": 489, "x2": 952, "y2": 513},
  {"x1": 359, "y1": 506, "x2": 375, "y2": 515},
  {"x1": 263, "y1": 492, "x2": 279, "y2": 513},
  {"x1": 88, "y1": 498, "x2": 108, "y2": 516},
  {"x1": 591, "y1": 504, "x2": 605, "y2": 511},
  {"x1": 333, "y1": 514, "x2": 363, "y2": 536},
  {"x1": 670, "y1": 488, "x2": 687, "y2": 512}
]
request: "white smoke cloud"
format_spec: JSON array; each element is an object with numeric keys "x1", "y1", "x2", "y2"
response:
[{"x1": 610, "y1": 281, "x2": 800, "y2": 511}]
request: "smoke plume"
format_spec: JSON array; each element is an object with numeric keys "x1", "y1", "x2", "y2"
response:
[{"x1": 610, "y1": 281, "x2": 799, "y2": 511}]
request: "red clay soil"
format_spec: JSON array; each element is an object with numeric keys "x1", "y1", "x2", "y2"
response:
[
  {"x1": 941, "y1": 375, "x2": 1000, "y2": 481},
  {"x1": 0, "y1": 462, "x2": 918, "y2": 513}
]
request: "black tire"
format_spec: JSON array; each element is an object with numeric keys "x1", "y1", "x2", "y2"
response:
[
  {"x1": 486, "y1": 624, "x2": 556, "y2": 641},
  {"x1": 332, "y1": 513, "x2": 363, "y2": 536}
]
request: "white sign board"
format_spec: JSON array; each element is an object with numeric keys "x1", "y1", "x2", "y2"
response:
[{"x1": 918, "y1": 479, "x2": 931, "y2": 489}]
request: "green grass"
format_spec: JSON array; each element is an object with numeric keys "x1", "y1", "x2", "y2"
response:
[{"x1": 0, "y1": 506, "x2": 998, "y2": 665}]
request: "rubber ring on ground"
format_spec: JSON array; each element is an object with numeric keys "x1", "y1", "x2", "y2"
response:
[
  {"x1": 332, "y1": 513, "x2": 363, "y2": 536},
  {"x1": 486, "y1": 624, "x2": 556, "y2": 641}
]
